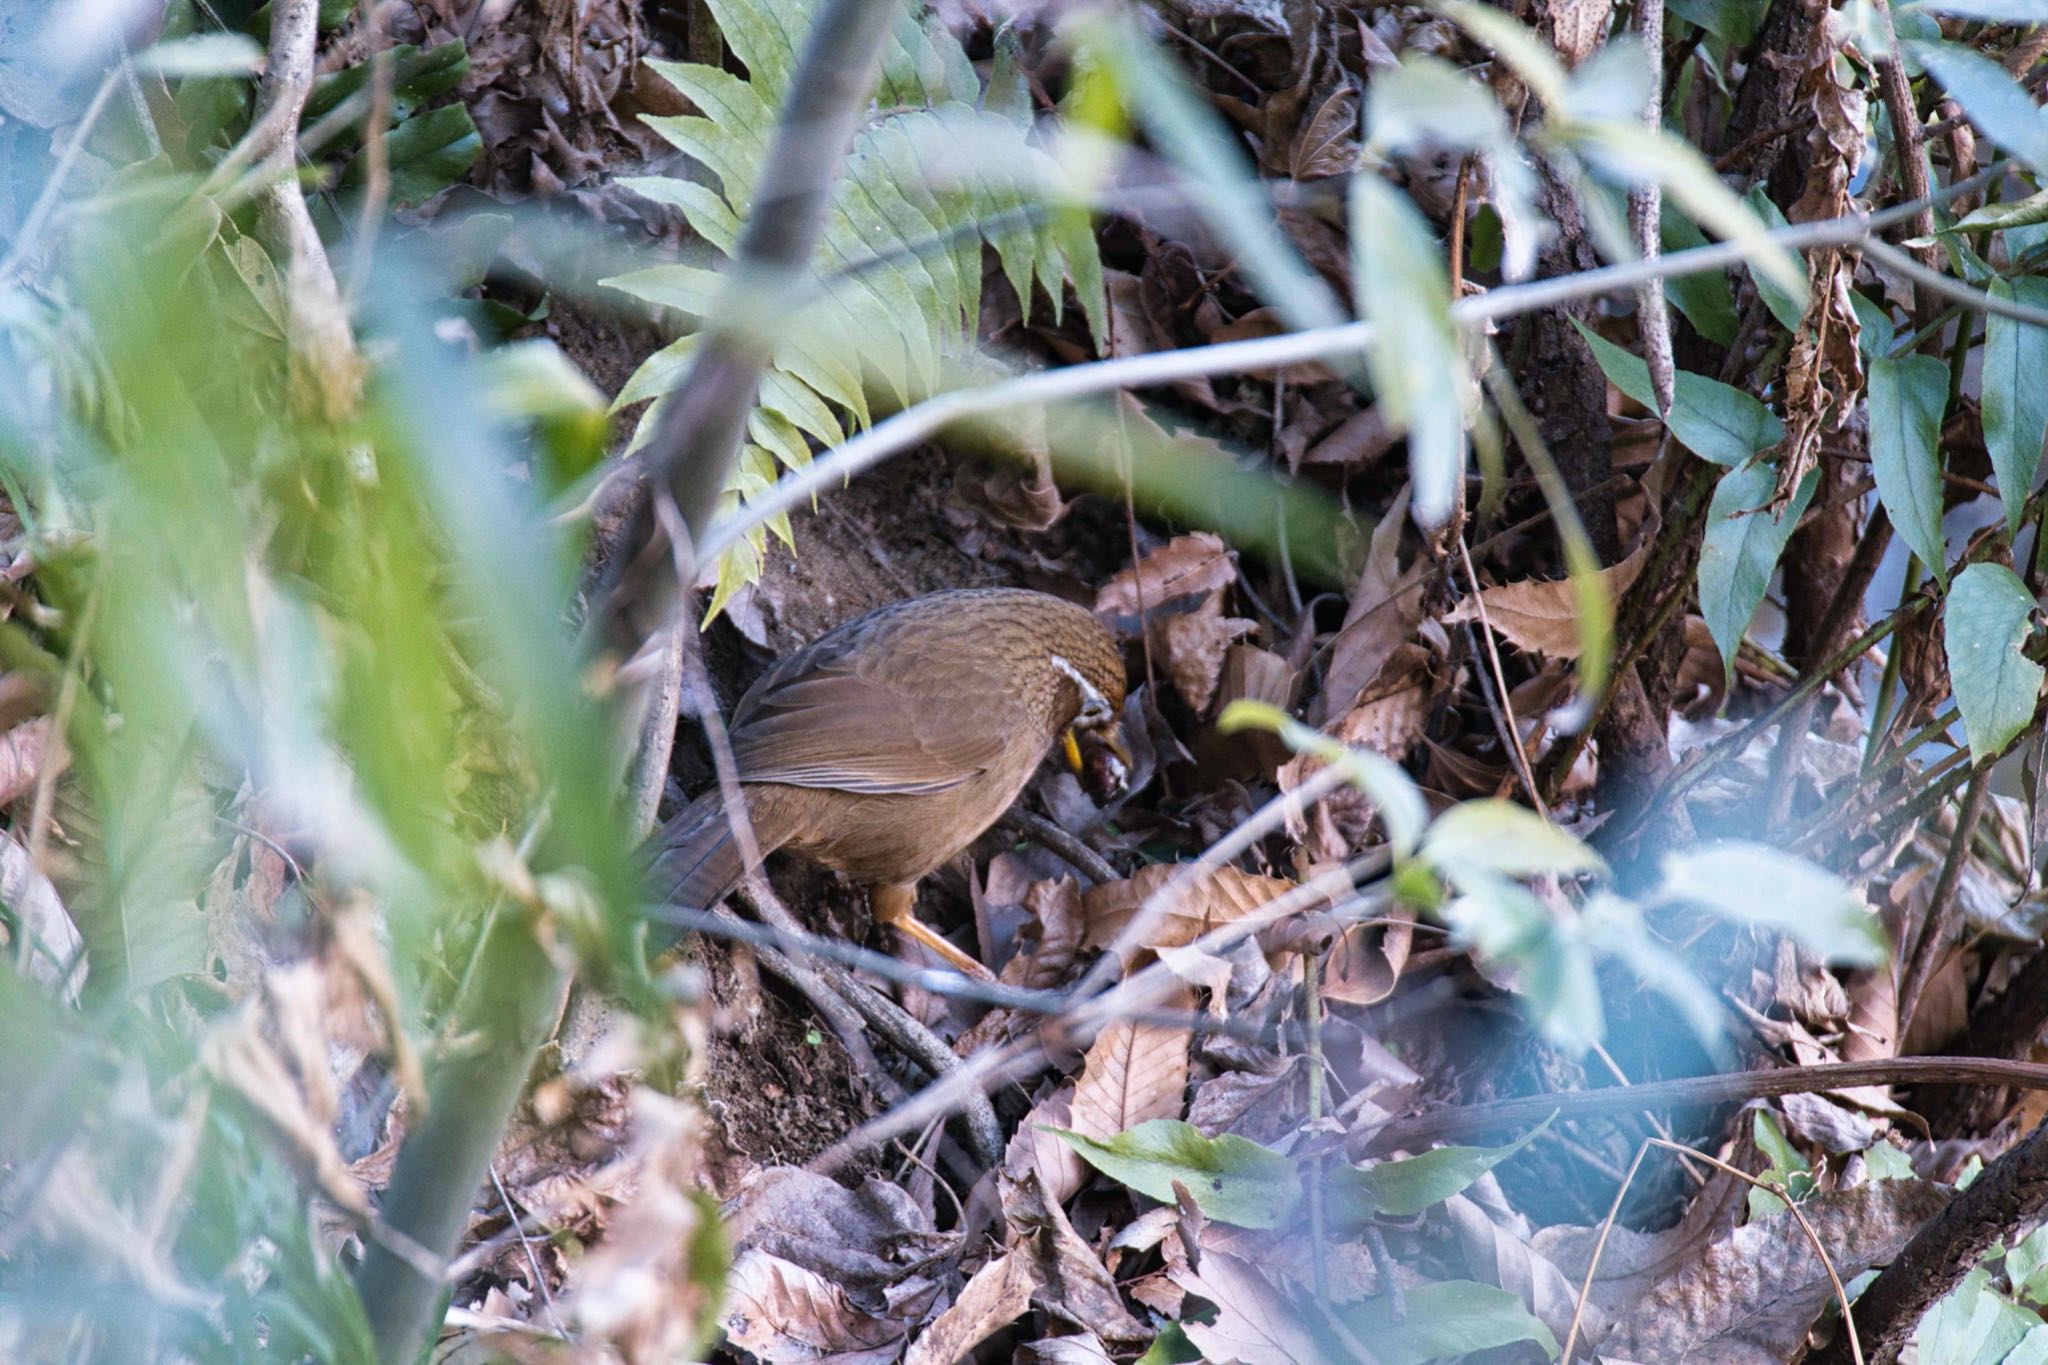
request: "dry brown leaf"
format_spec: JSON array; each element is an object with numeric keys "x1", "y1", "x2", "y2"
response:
[
  {"x1": 0, "y1": 828, "x2": 82, "y2": 1000},
  {"x1": 1003, "y1": 1083, "x2": 1087, "y2": 1208},
  {"x1": 1169, "y1": 1251, "x2": 1325, "y2": 1364},
  {"x1": 1081, "y1": 864, "x2": 1300, "y2": 961},
  {"x1": 1163, "y1": 608, "x2": 1258, "y2": 715},
  {"x1": 1544, "y1": 0, "x2": 1615, "y2": 66},
  {"x1": 567, "y1": 1089, "x2": 722, "y2": 1361},
  {"x1": 1095, "y1": 532, "x2": 1238, "y2": 620},
  {"x1": 903, "y1": 1251, "x2": 1041, "y2": 1365},
  {"x1": 720, "y1": 1252, "x2": 908, "y2": 1365},
  {"x1": 1320, "y1": 486, "x2": 1426, "y2": 721},
  {"x1": 1017, "y1": 1333, "x2": 1118, "y2": 1363},
  {"x1": 1597, "y1": 1179, "x2": 1950, "y2": 1363},
  {"x1": 1002, "y1": 1169, "x2": 1150, "y2": 1341},
  {"x1": 1320, "y1": 910, "x2": 1415, "y2": 1007},
  {"x1": 1299, "y1": 406, "x2": 1397, "y2": 472},
  {"x1": 1442, "y1": 533, "x2": 1651, "y2": 659},
  {"x1": 0, "y1": 717, "x2": 56, "y2": 808},
  {"x1": 1289, "y1": 84, "x2": 1360, "y2": 180},
  {"x1": 1068, "y1": 987, "x2": 1193, "y2": 1140}
]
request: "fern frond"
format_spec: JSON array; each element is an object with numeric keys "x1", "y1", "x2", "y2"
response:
[{"x1": 606, "y1": 0, "x2": 1104, "y2": 620}]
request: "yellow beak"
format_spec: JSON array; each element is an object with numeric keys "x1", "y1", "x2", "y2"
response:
[{"x1": 1061, "y1": 728, "x2": 1084, "y2": 773}]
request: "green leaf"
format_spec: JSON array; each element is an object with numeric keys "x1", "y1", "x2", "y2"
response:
[
  {"x1": 1340, "y1": 1280, "x2": 1559, "y2": 1365},
  {"x1": 1950, "y1": 190, "x2": 2048, "y2": 236},
  {"x1": 1748, "y1": 1109, "x2": 1814, "y2": 1218},
  {"x1": 1661, "y1": 204, "x2": 1740, "y2": 346},
  {"x1": 1851, "y1": 290, "x2": 1897, "y2": 359},
  {"x1": 1916, "y1": 1267, "x2": 2037, "y2": 1365},
  {"x1": 1945, "y1": 562, "x2": 2044, "y2": 762},
  {"x1": 1660, "y1": 843, "x2": 1886, "y2": 966},
  {"x1": 1868, "y1": 353, "x2": 1950, "y2": 584},
  {"x1": 1441, "y1": 873, "x2": 1605, "y2": 1051},
  {"x1": 1422, "y1": 800, "x2": 1606, "y2": 881},
  {"x1": 1909, "y1": 41, "x2": 2048, "y2": 174},
  {"x1": 1328, "y1": 1118, "x2": 1550, "y2": 1224},
  {"x1": 1743, "y1": 186, "x2": 1808, "y2": 331},
  {"x1": 2006, "y1": 1226, "x2": 2048, "y2": 1306},
  {"x1": 1053, "y1": 1120, "x2": 1303, "y2": 1228},
  {"x1": 1136, "y1": 1323, "x2": 1203, "y2": 1365},
  {"x1": 342, "y1": 104, "x2": 480, "y2": 207},
  {"x1": 1698, "y1": 461, "x2": 1819, "y2": 682},
  {"x1": 1667, "y1": 0, "x2": 1766, "y2": 44},
  {"x1": 138, "y1": 33, "x2": 265, "y2": 76},
  {"x1": 1573, "y1": 320, "x2": 1781, "y2": 464},
  {"x1": 1983, "y1": 278, "x2": 2048, "y2": 534},
  {"x1": 1350, "y1": 174, "x2": 1469, "y2": 527}
]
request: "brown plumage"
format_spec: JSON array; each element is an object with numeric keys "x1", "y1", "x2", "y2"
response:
[{"x1": 650, "y1": 588, "x2": 1128, "y2": 975}]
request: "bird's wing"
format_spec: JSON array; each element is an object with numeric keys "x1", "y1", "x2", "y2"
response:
[{"x1": 729, "y1": 657, "x2": 1007, "y2": 795}]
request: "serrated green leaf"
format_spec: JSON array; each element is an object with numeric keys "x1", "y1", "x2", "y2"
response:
[
  {"x1": 1699, "y1": 461, "x2": 1819, "y2": 681},
  {"x1": 1945, "y1": 562, "x2": 2043, "y2": 762},
  {"x1": 1868, "y1": 353, "x2": 1950, "y2": 583},
  {"x1": 1573, "y1": 320, "x2": 1782, "y2": 464},
  {"x1": 1054, "y1": 1120, "x2": 1303, "y2": 1228},
  {"x1": 1984, "y1": 278, "x2": 2048, "y2": 534}
]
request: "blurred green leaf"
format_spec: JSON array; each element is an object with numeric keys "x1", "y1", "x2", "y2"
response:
[
  {"x1": 1916, "y1": 1267, "x2": 2037, "y2": 1365},
  {"x1": 1868, "y1": 353, "x2": 1951, "y2": 584},
  {"x1": 1742, "y1": 187, "x2": 1809, "y2": 330},
  {"x1": 1422, "y1": 800, "x2": 1606, "y2": 881},
  {"x1": 137, "y1": 33, "x2": 265, "y2": 77},
  {"x1": 1747, "y1": 1109, "x2": 1814, "y2": 1218},
  {"x1": 1983, "y1": 278, "x2": 2048, "y2": 534},
  {"x1": 1218, "y1": 699, "x2": 1428, "y2": 856},
  {"x1": 1054, "y1": 1120, "x2": 1303, "y2": 1228},
  {"x1": 341, "y1": 104, "x2": 480, "y2": 207},
  {"x1": 1659, "y1": 843, "x2": 1886, "y2": 966},
  {"x1": 1441, "y1": 873, "x2": 1605, "y2": 1051},
  {"x1": 306, "y1": 40, "x2": 470, "y2": 123},
  {"x1": 1945, "y1": 562, "x2": 2044, "y2": 763},
  {"x1": 1349, "y1": 174, "x2": 1469, "y2": 526},
  {"x1": 1698, "y1": 461, "x2": 1818, "y2": 683},
  {"x1": 1909, "y1": 41, "x2": 2048, "y2": 173}
]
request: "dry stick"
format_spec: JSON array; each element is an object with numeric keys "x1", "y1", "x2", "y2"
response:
[
  {"x1": 489, "y1": 1163, "x2": 566, "y2": 1338},
  {"x1": 247, "y1": 0, "x2": 360, "y2": 421},
  {"x1": 998, "y1": 807, "x2": 1120, "y2": 886},
  {"x1": 1895, "y1": 764, "x2": 1993, "y2": 1038},
  {"x1": 812, "y1": 831, "x2": 1377, "y2": 1172},
  {"x1": 1354, "y1": 1056, "x2": 2048, "y2": 1151},
  {"x1": 1809, "y1": 1108, "x2": 2048, "y2": 1365},
  {"x1": 1454, "y1": 534, "x2": 1549, "y2": 820},
  {"x1": 1560, "y1": 1137, "x2": 1861, "y2": 1365},
  {"x1": 359, "y1": 0, "x2": 909, "y2": 1358},
  {"x1": 1631, "y1": 0, "x2": 1675, "y2": 419}
]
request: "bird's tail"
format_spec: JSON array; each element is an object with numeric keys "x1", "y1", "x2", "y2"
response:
[{"x1": 649, "y1": 790, "x2": 747, "y2": 913}]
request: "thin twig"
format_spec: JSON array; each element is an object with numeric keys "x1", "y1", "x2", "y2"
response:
[
  {"x1": 1896, "y1": 765, "x2": 1993, "y2": 1038},
  {"x1": 1355, "y1": 1056, "x2": 2048, "y2": 1151},
  {"x1": 998, "y1": 808, "x2": 1120, "y2": 886}
]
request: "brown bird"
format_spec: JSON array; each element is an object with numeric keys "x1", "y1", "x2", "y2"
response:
[{"x1": 651, "y1": 588, "x2": 1129, "y2": 975}]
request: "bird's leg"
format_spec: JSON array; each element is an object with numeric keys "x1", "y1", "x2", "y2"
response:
[{"x1": 871, "y1": 881, "x2": 994, "y2": 981}]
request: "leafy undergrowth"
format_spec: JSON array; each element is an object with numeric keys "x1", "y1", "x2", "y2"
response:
[{"x1": 8, "y1": 0, "x2": 2048, "y2": 1363}]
